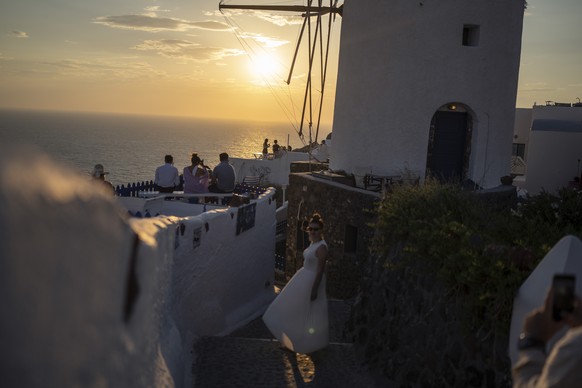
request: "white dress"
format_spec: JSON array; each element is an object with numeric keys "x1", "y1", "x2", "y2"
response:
[{"x1": 262, "y1": 240, "x2": 329, "y2": 353}]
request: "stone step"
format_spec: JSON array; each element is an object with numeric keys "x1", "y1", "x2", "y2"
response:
[
  {"x1": 191, "y1": 299, "x2": 379, "y2": 387},
  {"x1": 192, "y1": 337, "x2": 376, "y2": 388}
]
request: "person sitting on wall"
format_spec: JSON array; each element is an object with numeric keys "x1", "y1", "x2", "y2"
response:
[
  {"x1": 209, "y1": 152, "x2": 236, "y2": 194},
  {"x1": 183, "y1": 153, "x2": 209, "y2": 204},
  {"x1": 154, "y1": 154, "x2": 180, "y2": 193},
  {"x1": 91, "y1": 163, "x2": 115, "y2": 195}
]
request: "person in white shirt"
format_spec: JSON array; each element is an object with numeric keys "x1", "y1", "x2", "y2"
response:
[{"x1": 154, "y1": 155, "x2": 180, "y2": 193}]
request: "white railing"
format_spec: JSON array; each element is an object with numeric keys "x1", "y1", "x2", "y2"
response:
[{"x1": 511, "y1": 155, "x2": 526, "y2": 176}]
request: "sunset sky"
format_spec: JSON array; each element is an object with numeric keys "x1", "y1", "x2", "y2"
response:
[{"x1": 1, "y1": 0, "x2": 581, "y2": 125}]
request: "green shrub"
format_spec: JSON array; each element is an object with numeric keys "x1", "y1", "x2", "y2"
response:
[{"x1": 371, "y1": 181, "x2": 582, "y2": 334}]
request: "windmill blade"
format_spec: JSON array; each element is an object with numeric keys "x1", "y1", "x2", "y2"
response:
[{"x1": 287, "y1": 16, "x2": 308, "y2": 85}]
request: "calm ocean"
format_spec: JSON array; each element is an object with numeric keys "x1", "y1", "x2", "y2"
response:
[{"x1": 0, "y1": 109, "x2": 311, "y2": 187}]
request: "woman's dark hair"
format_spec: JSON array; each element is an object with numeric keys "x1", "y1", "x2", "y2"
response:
[
  {"x1": 191, "y1": 153, "x2": 201, "y2": 165},
  {"x1": 309, "y1": 212, "x2": 324, "y2": 229}
]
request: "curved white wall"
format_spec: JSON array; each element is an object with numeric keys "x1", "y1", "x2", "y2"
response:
[
  {"x1": 330, "y1": 0, "x2": 525, "y2": 188},
  {"x1": 0, "y1": 146, "x2": 277, "y2": 388}
]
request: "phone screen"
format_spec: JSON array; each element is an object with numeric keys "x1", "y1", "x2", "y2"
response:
[{"x1": 552, "y1": 274, "x2": 576, "y2": 321}]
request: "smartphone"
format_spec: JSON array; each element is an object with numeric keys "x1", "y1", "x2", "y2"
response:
[{"x1": 552, "y1": 274, "x2": 576, "y2": 321}]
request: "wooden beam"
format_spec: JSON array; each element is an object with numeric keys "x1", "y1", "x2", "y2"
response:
[{"x1": 218, "y1": 3, "x2": 342, "y2": 17}]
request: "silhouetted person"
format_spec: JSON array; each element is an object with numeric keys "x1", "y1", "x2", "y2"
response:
[
  {"x1": 154, "y1": 155, "x2": 180, "y2": 193},
  {"x1": 209, "y1": 152, "x2": 236, "y2": 193},
  {"x1": 183, "y1": 153, "x2": 209, "y2": 203},
  {"x1": 91, "y1": 164, "x2": 115, "y2": 195},
  {"x1": 262, "y1": 138, "x2": 270, "y2": 157}
]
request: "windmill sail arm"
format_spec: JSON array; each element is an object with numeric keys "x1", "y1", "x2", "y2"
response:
[{"x1": 218, "y1": 3, "x2": 343, "y2": 16}]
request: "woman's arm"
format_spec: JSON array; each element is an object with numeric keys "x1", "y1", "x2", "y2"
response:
[
  {"x1": 195, "y1": 166, "x2": 207, "y2": 177},
  {"x1": 310, "y1": 244, "x2": 328, "y2": 301}
]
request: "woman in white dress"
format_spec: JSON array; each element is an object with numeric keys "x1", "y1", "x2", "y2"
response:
[{"x1": 263, "y1": 212, "x2": 329, "y2": 353}]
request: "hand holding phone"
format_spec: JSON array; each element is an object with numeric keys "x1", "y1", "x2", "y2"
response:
[{"x1": 552, "y1": 274, "x2": 576, "y2": 321}]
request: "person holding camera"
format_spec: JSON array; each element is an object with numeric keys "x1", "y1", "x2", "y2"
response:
[
  {"x1": 512, "y1": 287, "x2": 582, "y2": 387},
  {"x1": 183, "y1": 153, "x2": 209, "y2": 203}
]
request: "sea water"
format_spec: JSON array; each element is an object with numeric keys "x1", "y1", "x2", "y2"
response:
[{"x1": 0, "y1": 109, "x2": 315, "y2": 187}]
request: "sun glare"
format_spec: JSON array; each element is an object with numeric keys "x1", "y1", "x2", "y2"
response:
[{"x1": 249, "y1": 53, "x2": 281, "y2": 79}]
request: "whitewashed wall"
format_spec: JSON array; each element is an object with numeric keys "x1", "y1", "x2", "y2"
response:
[
  {"x1": 532, "y1": 105, "x2": 582, "y2": 121},
  {"x1": 522, "y1": 106, "x2": 582, "y2": 194},
  {"x1": 230, "y1": 152, "x2": 309, "y2": 185},
  {"x1": 0, "y1": 146, "x2": 277, "y2": 388},
  {"x1": 513, "y1": 108, "x2": 533, "y2": 159},
  {"x1": 330, "y1": 0, "x2": 525, "y2": 188}
]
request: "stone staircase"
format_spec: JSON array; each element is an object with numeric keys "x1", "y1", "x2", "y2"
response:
[{"x1": 191, "y1": 300, "x2": 378, "y2": 388}]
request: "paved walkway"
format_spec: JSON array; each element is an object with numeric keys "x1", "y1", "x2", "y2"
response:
[{"x1": 191, "y1": 299, "x2": 378, "y2": 387}]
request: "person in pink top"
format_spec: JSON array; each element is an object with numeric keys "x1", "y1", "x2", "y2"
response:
[{"x1": 183, "y1": 153, "x2": 209, "y2": 203}]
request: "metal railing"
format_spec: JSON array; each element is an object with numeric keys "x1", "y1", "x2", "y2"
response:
[{"x1": 115, "y1": 176, "x2": 266, "y2": 197}]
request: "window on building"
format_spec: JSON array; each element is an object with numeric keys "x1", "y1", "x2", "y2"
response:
[
  {"x1": 462, "y1": 25, "x2": 480, "y2": 47},
  {"x1": 512, "y1": 143, "x2": 526, "y2": 159},
  {"x1": 344, "y1": 224, "x2": 358, "y2": 253}
]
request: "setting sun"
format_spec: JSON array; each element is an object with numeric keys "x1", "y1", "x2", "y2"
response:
[{"x1": 248, "y1": 52, "x2": 283, "y2": 79}]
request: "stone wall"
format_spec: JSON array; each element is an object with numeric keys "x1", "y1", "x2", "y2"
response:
[{"x1": 285, "y1": 173, "x2": 380, "y2": 299}]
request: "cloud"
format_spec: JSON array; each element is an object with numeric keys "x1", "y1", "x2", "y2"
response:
[
  {"x1": 520, "y1": 82, "x2": 556, "y2": 93},
  {"x1": 239, "y1": 32, "x2": 289, "y2": 48},
  {"x1": 94, "y1": 14, "x2": 232, "y2": 32},
  {"x1": 10, "y1": 30, "x2": 29, "y2": 39},
  {"x1": 256, "y1": 12, "x2": 303, "y2": 27},
  {"x1": 522, "y1": 88, "x2": 556, "y2": 92},
  {"x1": 43, "y1": 58, "x2": 166, "y2": 80},
  {"x1": 207, "y1": 9, "x2": 303, "y2": 27},
  {"x1": 144, "y1": 6, "x2": 168, "y2": 14},
  {"x1": 132, "y1": 39, "x2": 245, "y2": 62}
]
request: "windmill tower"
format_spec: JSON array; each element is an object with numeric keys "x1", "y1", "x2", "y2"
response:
[{"x1": 330, "y1": 0, "x2": 526, "y2": 188}]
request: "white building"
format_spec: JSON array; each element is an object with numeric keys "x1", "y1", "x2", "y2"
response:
[
  {"x1": 330, "y1": 0, "x2": 525, "y2": 189},
  {"x1": 513, "y1": 102, "x2": 582, "y2": 194}
]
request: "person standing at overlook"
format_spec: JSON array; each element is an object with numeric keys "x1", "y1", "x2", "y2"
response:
[
  {"x1": 262, "y1": 138, "x2": 270, "y2": 158},
  {"x1": 272, "y1": 139, "x2": 282, "y2": 158},
  {"x1": 154, "y1": 154, "x2": 180, "y2": 193}
]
